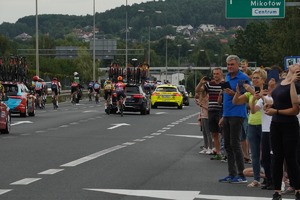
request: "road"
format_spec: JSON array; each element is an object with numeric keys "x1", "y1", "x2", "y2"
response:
[{"x1": 0, "y1": 99, "x2": 294, "y2": 200}]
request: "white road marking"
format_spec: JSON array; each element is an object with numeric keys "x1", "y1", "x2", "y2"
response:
[
  {"x1": 107, "y1": 123, "x2": 130, "y2": 130},
  {"x1": 123, "y1": 142, "x2": 135, "y2": 146},
  {"x1": 35, "y1": 131, "x2": 46, "y2": 133},
  {"x1": 83, "y1": 110, "x2": 98, "y2": 113},
  {"x1": 167, "y1": 125, "x2": 175, "y2": 127},
  {"x1": 155, "y1": 112, "x2": 166, "y2": 115},
  {"x1": 79, "y1": 120, "x2": 88, "y2": 122},
  {"x1": 38, "y1": 169, "x2": 64, "y2": 175},
  {"x1": 157, "y1": 130, "x2": 166, "y2": 132},
  {"x1": 3, "y1": 136, "x2": 15, "y2": 139},
  {"x1": 21, "y1": 133, "x2": 31, "y2": 136},
  {"x1": 47, "y1": 128, "x2": 59, "y2": 131},
  {"x1": 0, "y1": 190, "x2": 12, "y2": 195},
  {"x1": 151, "y1": 133, "x2": 161, "y2": 136},
  {"x1": 166, "y1": 134, "x2": 203, "y2": 139},
  {"x1": 70, "y1": 122, "x2": 79, "y2": 125},
  {"x1": 83, "y1": 189, "x2": 276, "y2": 200},
  {"x1": 172, "y1": 122, "x2": 179, "y2": 125},
  {"x1": 88, "y1": 118, "x2": 95, "y2": 120},
  {"x1": 10, "y1": 178, "x2": 41, "y2": 185},
  {"x1": 59, "y1": 125, "x2": 68, "y2": 128},
  {"x1": 162, "y1": 127, "x2": 170, "y2": 130},
  {"x1": 133, "y1": 139, "x2": 145, "y2": 142},
  {"x1": 60, "y1": 145, "x2": 126, "y2": 167},
  {"x1": 143, "y1": 136, "x2": 154, "y2": 139},
  {"x1": 187, "y1": 123, "x2": 199, "y2": 125},
  {"x1": 11, "y1": 121, "x2": 33, "y2": 126}
]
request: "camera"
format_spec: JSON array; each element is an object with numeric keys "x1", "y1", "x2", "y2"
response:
[
  {"x1": 204, "y1": 76, "x2": 211, "y2": 81},
  {"x1": 238, "y1": 80, "x2": 249, "y2": 94}
]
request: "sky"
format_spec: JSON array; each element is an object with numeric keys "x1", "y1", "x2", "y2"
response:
[{"x1": 0, "y1": 0, "x2": 150, "y2": 24}]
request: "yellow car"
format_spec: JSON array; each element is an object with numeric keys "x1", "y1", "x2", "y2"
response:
[{"x1": 151, "y1": 84, "x2": 183, "y2": 109}]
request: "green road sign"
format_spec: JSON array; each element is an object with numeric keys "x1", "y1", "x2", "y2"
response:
[{"x1": 226, "y1": 0, "x2": 285, "y2": 19}]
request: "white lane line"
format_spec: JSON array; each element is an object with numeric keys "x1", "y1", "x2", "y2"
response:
[
  {"x1": 187, "y1": 123, "x2": 199, "y2": 125},
  {"x1": 48, "y1": 128, "x2": 59, "y2": 131},
  {"x1": 167, "y1": 125, "x2": 175, "y2": 127},
  {"x1": 35, "y1": 131, "x2": 46, "y2": 133},
  {"x1": 162, "y1": 127, "x2": 170, "y2": 130},
  {"x1": 151, "y1": 133, "x2": 161, "y2": 136},
  {"x1": 88, "y1": 118, "x2": 95, "y2": 120},
  {"x1": 172, "y1": 122, "x2": 179, "y2": 125},
  {"x1": 59, "y1": 125, "x2": 69, "y2": 128},
  {"x1": 10, "y1": 178, "x2": 41, "y2": 185},
  {"x1": 79, "y1": 120, "x2": 88, "y2": 122},
  {"x1": 0, "y1": 190, "x2": 12, "y2": 195},
  {"x1": 70, "y1": 122, "x2": 79, "y2": 125},
  {"x1": 155, "y1": 112, "x2": 166, "y2": 115},
  {"x1": 38, "y1": 169, "x2": 64, "y2": 175},
  {"x1": 166, "y1": 134, "x2": 203, "y2": 139},
  {"x1": 123, "y1": 142, "x2": 135, "y2": 146},
  {"x1": 133, "y1": 139, "x2": 146, "y2": 142},
  {"x1": 11, "y1": 121, "x2": 33, "y2": 126},
  {"x1": 143, "y1": 136, "x2": 154, "y2": 139},
  {"x1": 157, "y1": 130, "x2": 166, "y2": 132},
  {"x1": 60, "y1": 145, "x2": 126, "y2": 167}
]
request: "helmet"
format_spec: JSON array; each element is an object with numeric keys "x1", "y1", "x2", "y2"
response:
[
  {"x1": 74, "y1": 72, "x2": 79, "y2": 76},
  {"x1": 106, "y1": 80, "x2": 111, "y2": 83},
  {"x1": 53, "y1": 77, "x2": 57, "y2": 80},
  {"x1": 117, "y1": 76, "x2": 123, "y2": 81},
  {"x1": 33, "y1": 76, "x2": 39, "y2": 81}
]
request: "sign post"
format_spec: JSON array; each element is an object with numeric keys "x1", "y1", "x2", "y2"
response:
[
  {"x1": 226, "y1": 0, "x2": 285, "y2": 19},
  {"x1": 284, "y1": 56, "x2": 300, "y2": 70}
]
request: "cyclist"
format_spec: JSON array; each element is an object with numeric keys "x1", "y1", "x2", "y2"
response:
[
  {"x1": 70, "y1": 81, "x2": 79, "y2": 103},
  {"x1": 51, "y1": 77, "x2": 60, "y2": 108},
  {"x1": 144, "y1": 80, "x2": 152, "y2": 94},
  {"x1": 87, "y1": 80, "x2": 94, "y2": 101},
  {"x1": 33, "y1": 76, "x2": 44, "y2": 108},
  {"x1": 0, "y1": 81, "x2": 4, "y2": 100},
  {"x1": 115, "y1": 76, "x2": 126, "y2": 113},
  {"x1": 103, "y1": 80, "x2": 115, "y2": 111},
  {"x1": 73, "y1": 72, "x2": 83, "y2": 100},
  {"x1": 93, "y1": 81, "x2": 101, "y2": 102}
]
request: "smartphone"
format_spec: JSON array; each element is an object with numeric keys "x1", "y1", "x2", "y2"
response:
[
  {"x1": 263, "y1": 83, "x2": 268, "y2": 90},
  {"x1": 204, "y1": 76, "x2": 211, "y2": 81},
  {"x1": 221, "y1": 81, "x2": 231, "y2": 90},
  {"x1": 254, "y1": 86, "x2": 260, "y2": 93},
  {"x1": 267, "y1": 69, "x2": 279, "y2": 82},
  {"x1": 238, "y1": 80, "x2": 249, "y2": 94}
]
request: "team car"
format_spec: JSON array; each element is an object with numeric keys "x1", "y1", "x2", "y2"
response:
[
  {"x1": 112, "y1": 83, "x2": 151, "y2": 115},
  {"x1": 0, "y1": 96, "x2": 11, "y2": 133},
  {"x1": 177, "y1": 85, "x2": 190, "y2": 106},
  {"x1": 151, "y1": 84, "x2": 183, "y2": 109},
  {"x1": 2, "y1": 82, "x2": 36, "y2": 117}
]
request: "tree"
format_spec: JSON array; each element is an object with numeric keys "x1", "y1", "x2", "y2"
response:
[{"x1": 0, "y1": 35, "x2": 10, "y2": 54}]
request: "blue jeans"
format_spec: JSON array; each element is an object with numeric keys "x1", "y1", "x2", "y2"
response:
[
  {"x1": 223, "y1": 117, "x2": 245, "y2": 177},
  {"x1": 248, "y1": 124, "x2": 262, "y2": 182}
]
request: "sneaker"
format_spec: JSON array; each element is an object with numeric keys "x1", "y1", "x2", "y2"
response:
[
  {"x1": 199, "y1": 148, "x2": 208, "y2": 154},
  {"x1": 210, "y1": 154, "x2": 222, "y2": 160},
  {"x1": 247, "y1": 180, "x2": 261, "y2": 187},
  {"x1": 219, "y1": 175, "x2": 234, "y2": 183},
  {"x1": 221, "y1": 156, "x2": 227, "y2": 163},
  {"x1": 272, "y1": 192, "x2": 282, "y2": 200},
  {"x1": 205, "y1": 148, "x2": 213, "y2": 155},
  {"x1": 229, "y1": 176, "x2": 247, "y2": 184},
  {"x1": 116, "y1": 110, "x2": 121, "y2": 114}
]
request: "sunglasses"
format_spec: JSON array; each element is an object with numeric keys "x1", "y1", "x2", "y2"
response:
[{"x1": 252, "y1": 77, "x2": 262, "y2": 80}]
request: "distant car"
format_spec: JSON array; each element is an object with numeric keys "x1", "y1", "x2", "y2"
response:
[
  {"x1": 2, "y1": 82, "x2": 36, "y2": 117},
  {"x1": 0, "y1": 97, "x2": 11, "y2": 134},
  {"x1": 151, "y1": 84, "x2": 183, "y2": 109},
  {"x1": 112, "y1": 83, "x2": 151, "y2": 115},
  {"x1": 45, "y1": 82, "x2": 51, "y2": 94},
  {"x1": 177, "y1": 85, "x2": 189, "y2": 106}
]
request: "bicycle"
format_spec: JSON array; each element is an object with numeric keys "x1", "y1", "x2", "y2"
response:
[
  {"x1": 72, "y1": 91, "x2": 78, "y2": 105},
  {"x1": 88, "y1": 90, "x2": 92, "y2": 101},
  {"x1": 106, "y1": 95, "x2": 112, "y2": 115},
  {"x1": 119, "y1": 96, "x2": 125, "y2": 117},
  {"x1": 95, "y1": 92, "x2": 99, "y2": 104},
  {"x1": 52, "y1": 96, "x2": 57, "y2": 109}
]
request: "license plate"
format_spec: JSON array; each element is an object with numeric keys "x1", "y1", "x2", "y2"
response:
[
  {"x1": 162, "y1": 96, "x2": 169, "y2": 98},
  {"x1": 126, "y1": 96, "x2": 131, "y2": 98}
]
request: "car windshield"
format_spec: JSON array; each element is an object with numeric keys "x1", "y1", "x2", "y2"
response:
[
  {"x1": 126, "y1": 86, "x2": 140, "y2": 93},
  {"x1": 4, "y1": 84, "x2": 18, "y2": 96},
  {"x1": 156, "y1": 87, "x2": 177, "y2": 92},
  {"x1": 177, "y1": 86, "x2": 185, "y2": 92},
  {"x1": 46, "y1": 82, "x2": 51, "y2": 88}
]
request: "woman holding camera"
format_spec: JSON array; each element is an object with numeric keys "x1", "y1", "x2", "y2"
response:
[
  {"x1": 265, "y1": 63, "x2": 300, "y2": 200},
  {"x1": 232, "y1": 68, "x2": 267, "y2": 188}
]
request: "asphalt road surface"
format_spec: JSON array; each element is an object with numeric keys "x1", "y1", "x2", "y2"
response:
[{"x1": 0, "y1": 98, "x2": 294, "y2": 200}]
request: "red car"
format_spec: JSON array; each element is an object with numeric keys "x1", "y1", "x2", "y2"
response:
[
  {"x1": 2, "y1": 82, "x2": 36, "y2": 117},
  {"x1": 0, "y1": 98, "x2": 11, "y2": 134}
]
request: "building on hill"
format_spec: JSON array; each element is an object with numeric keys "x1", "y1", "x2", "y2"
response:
[
  {"x1": 15, "y1": 33, "x2": 32, "y2": 40},
  {"x1": 198, "y1": 24, "x2": 216, "y2": 32}
]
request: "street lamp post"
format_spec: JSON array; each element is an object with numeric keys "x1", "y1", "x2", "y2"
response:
[
  {"x1": 165, "y1": 36, "x2": 168, "y2": 83},
  {"x1": 126, "y1": 0, "x2": 128, "y2": 69},
  {"x1": 138, "y1": 10, "x2": 162, "y2": 67},
  {"x1": 35, "y1": 0, "x2": 39, "y2": 76},
  {"x1": 93, "y1": 0, "x2": 96, "y2": 81}
]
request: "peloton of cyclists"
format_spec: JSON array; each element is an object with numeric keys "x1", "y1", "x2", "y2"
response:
[
  {"x1": 115, "y1": 76, "x2": 126, "y2": 114},
  {"x1": 103, "y1": 80, "x2": 115, "y2": 111},
  {"x1": 51, "y1": 77, "x2": 60, "y2": 108}
]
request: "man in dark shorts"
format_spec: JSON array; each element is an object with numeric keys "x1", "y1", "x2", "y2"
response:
[{"x1": 195, "y1": 67, "x2": 224, "y2": 160}]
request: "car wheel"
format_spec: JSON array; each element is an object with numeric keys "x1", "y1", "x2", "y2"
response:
[
  {"x1": 146, "y1": 107, "x2": 150, "y2": 114},
  {"x1": 20, "y1": 104, "x2": 28, "y2": 117},
  {"x1": 185, "y1": 101, "x2": 190, "y2": 106},
  {"x1": 178, "y1": 103, "x2": 183, "y2": 109},
  {"x1": 1, "y1": 113, "x2": 11, "y2": 134}
]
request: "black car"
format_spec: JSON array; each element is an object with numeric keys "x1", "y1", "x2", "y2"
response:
[
  {"x1": 177, "y1": 85, "x2": 190, "y2": 106},
  {"x1": 112, "y1": 84, "x2": 151, "y2": 115}
]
